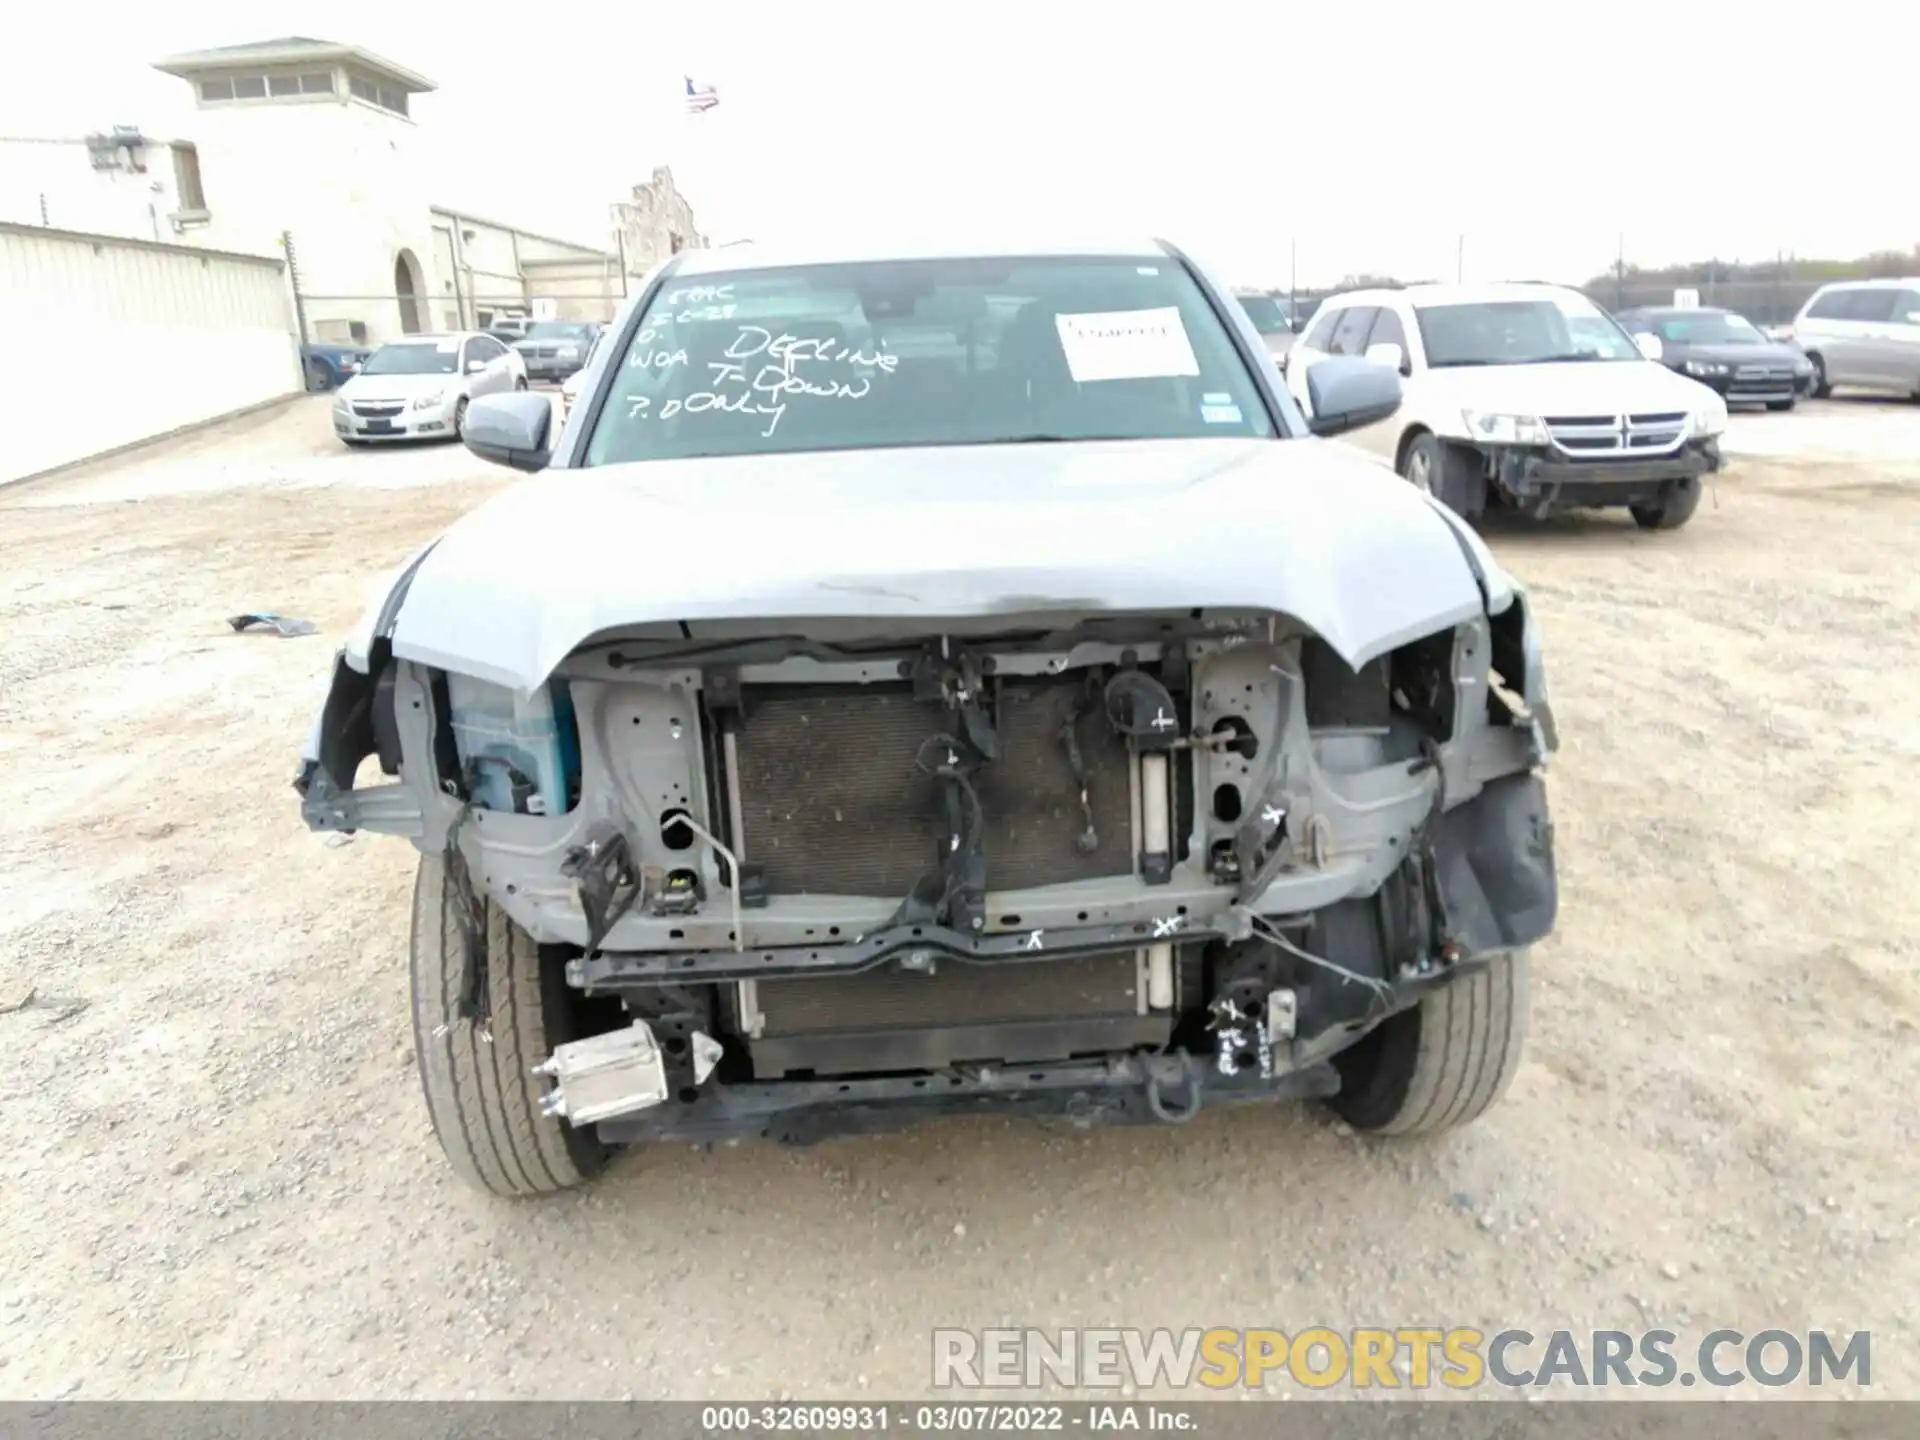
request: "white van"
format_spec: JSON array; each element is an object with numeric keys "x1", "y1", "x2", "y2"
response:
[
  {"x1": 1790, "y1": 279, "x2": 1920, "y2": 399},
  {"x1": 1286, "y1": 282, "x2": 1728, "y2": 531}
]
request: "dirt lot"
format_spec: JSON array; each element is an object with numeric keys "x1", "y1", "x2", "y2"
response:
[{"x1": 1, "y1": 396, "x2": 1916, "y2": 1401}]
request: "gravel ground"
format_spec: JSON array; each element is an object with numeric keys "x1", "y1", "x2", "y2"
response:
[{"x1": 0, "y1": 396, "x2": 1915, "y2": 1401}]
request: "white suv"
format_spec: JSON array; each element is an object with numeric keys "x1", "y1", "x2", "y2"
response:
[{"x1": 1286, "y1": 283, "x2": 1729, "y2": 530}]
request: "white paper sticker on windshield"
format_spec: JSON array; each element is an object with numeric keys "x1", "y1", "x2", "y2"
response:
[
  {"x1": 435, "y1": 339, "x2": 460, "y2": 353},
  {"x1": 1055, "y1": 307, "x2": 1200, "y2": 383}
]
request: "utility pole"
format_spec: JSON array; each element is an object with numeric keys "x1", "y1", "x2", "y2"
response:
[{"x1": 280, "y1": 230, "x2": 310, "y2": 347}]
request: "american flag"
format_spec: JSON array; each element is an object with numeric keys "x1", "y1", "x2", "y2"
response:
[{"x1": 684, "y1": 75, "x2": 719, "y2": 114}]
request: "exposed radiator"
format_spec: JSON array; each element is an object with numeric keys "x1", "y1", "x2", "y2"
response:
[
  {"x1": 759, "y1": 955, "x2": 1141, "y2": 1035},
  {"x1": 731, "y1": 677, "x2": 1137, "y2": 897},
  {"x1": 746, "y1": 952, "x2": 1170, "y2": 1078}
]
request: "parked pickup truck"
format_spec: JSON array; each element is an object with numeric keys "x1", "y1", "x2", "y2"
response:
[
  {"x1": 302, "y1": 341, "x2": 371, "y2": 392},
  {"x1": 512, "y1": 321, "x2": 602, "y2": 383},
  {"x1": 294, "y1": 237, "x2": 1558, "y2": 1197},
  {"x1": 1287, "y1": 282, "x2": 1728, "y2": 531}
]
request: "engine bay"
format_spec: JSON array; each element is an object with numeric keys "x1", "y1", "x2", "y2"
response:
[{"x1": 298, "y1": 606, "x2": 1557, "y2": 1140}]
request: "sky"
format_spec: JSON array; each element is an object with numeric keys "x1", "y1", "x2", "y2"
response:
[{"x1": 3, "y1": 0, "x2": 1911, "y2": 289}]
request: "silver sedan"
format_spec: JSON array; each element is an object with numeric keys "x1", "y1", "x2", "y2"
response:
[{"x1": 332, "y1": 332, "x2": 528, "y2": 446}]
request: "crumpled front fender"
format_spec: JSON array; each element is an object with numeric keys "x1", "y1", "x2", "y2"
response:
[
  {"x1": 343, "y1": 538, "x2": 441, "y2": 673},
  {"x1": 294, "y1": 648, "x2": 382, "y2": 799},
  {"x1": 293, "y1": 646, "x2": 419, "y2": 836}
]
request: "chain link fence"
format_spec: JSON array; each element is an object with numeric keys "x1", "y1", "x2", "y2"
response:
[
  {"x1": 1581, "y1": 267, "x2": 1826, "y2": 328},
  {"x1": 1250, "y1": 246, "x2": 1919, "y2": 331},
  {"x1": 292, "y1": 289, "x2": 629, "y2": 346}
]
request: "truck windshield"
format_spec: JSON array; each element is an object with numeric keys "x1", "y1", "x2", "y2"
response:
[
  {"x1": 582, "y1": 255, "x2": 1277, "y2": 464},
  {"x1": 1236, "y1": 294, "x2": 1289, "y2": 334},
  {"x1": 1415, "y1": 294, "x2": 1640, "y2": 367},
  {"x1": 523, "y1": 322, "x2": 597, "y2": 342}
]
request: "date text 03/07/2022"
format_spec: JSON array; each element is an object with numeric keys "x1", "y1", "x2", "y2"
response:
[{"x1": 697, "y1": 1403, "x2": 1201, "y2": 1433}]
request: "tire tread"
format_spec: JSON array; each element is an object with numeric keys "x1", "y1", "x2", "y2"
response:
[
  {"x1": 1360, "y1": 950, "x2": 1528, "y2": 1137},
  {"x1": 409, "y1": 854, "x2": 596, "y2": 1197}
]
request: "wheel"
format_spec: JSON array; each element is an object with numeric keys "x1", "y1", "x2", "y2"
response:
[
  {"x1": 1398, "y1": 431, "x2": 1484, "y2": 518},
  {"x1": 1329, "y1": 950, "x2": 1528, "y2": 1135},
  {"x1": 410, "y1": 854, "x2": 609, "y2": 1197},
  {"x1": 1807, "y1": 352, "x2": 1831, "y2": 399},
  {"x1": 305, "y1": 358, "x2": 331, "y2": 393},
  {"x1": 514, "y1": 376, "x2": 529, "y2": 391},
  {"x1": 1630, "y1": 475, "x2": 1703, "y2": 531},
  {"x1": 452, "y1": 396, "x2": 469, "y2": 437},
  {"x1": 1401, "y1": 433, "x2": 1439, "y2": 497}
]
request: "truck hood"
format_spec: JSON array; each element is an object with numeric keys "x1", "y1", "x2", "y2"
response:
[
  {"x1": 382, "y1": 438, "x2": 1510, "y2": 691},
  {"x1": 1415, "y1": 358, "x2": 1716, "y2": 414}
]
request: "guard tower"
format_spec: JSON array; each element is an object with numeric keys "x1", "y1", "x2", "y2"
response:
[{"x1": 152, "y1": 37, "x2": 443, "y2": 342}]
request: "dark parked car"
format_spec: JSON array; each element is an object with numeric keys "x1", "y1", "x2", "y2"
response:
[
  {"x1": 512, "y1": 321, "x2": 602, "y2": 383},
  {"x1": 1615, "y1": 306, "x2": 1814, "y2": 410},
  {"x1": 302, "y1": 341, "x2": 371, "y2": 392}
]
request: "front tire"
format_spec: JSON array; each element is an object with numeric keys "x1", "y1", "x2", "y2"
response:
[
  {"x1": 1330, "y1": 950, "x2": 1529, "y2": 1135},
  {"x1": 410, "y1": 854, "x2": 608, "y2": 1197},
  {"x1": 1399, "y1": 432, "x2": 1484, "y2": 518},
  {"x1": 514, "y1": 376, "x2": 529, "y2": 391},
  {"x1": 1630, "y1": 475, "x2": 1703, "y2": 531},
  {"x1": 452, "y1": 396, "x2": 469, "y2": 438},
  {"x1": 1807, "y1": 353, "x2": 1831, "y2": 399}
]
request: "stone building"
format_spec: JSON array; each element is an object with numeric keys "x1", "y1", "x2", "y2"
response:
[{"x1": 614, "y1": 165, "x2": 706, "y2": 279}]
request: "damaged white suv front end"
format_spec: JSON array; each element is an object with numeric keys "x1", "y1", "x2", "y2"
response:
[{"x1": 295, "y1": 241, "x2": 1560, "y2": 1197}]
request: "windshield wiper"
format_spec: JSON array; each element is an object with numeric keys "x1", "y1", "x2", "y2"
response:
[
  {"x1": 1525, "y1": 352, "x2": 1614, "y2": 363},
  {"x1": 923, "y1": 434, "x2": 1141, "y2": 448}
]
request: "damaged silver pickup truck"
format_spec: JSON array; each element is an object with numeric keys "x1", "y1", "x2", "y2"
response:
[{"x1": 296, "y1": 239, "x2": 1559, "y2": 1197}]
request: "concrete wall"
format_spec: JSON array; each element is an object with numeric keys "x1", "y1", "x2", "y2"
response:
[
  {"x1": 429, "y1": 207, "x2": 618, "y2": 328},
  {"x1": 427, "y1": 222, "x2": 470, "y2": 331},
  {"x1": 0, "y1": 221, "x2": 301, "y2": 484},
  {"x1": 4, "y1": 105, "x2": 634, "y2": 348},
  {"x1": 519, "y1": 257, "x2": 626, "y2": 321},
  {"x1": 0, "y1": 135, "x2": 191, "y2": 240},
  {"x1": 2, "y1": 105, "x2": 448, "y2": 348}
]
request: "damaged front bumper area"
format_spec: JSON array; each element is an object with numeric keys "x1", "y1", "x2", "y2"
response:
[
  {"x1": 1490, "y1": 437, "x2": 1722, "y2": 515},
  {"x1": 297, "y1": 600, "x2": 1560, "y2": 1146}
]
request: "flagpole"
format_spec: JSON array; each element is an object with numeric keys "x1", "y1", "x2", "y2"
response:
[{"x1": 680, "y1": 73, "x2": 719, "y2": 245}]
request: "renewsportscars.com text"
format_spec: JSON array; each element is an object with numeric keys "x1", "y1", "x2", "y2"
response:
[{"x1": 932, "y1": 1327, "x2": 1871, "y2": 1391}]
